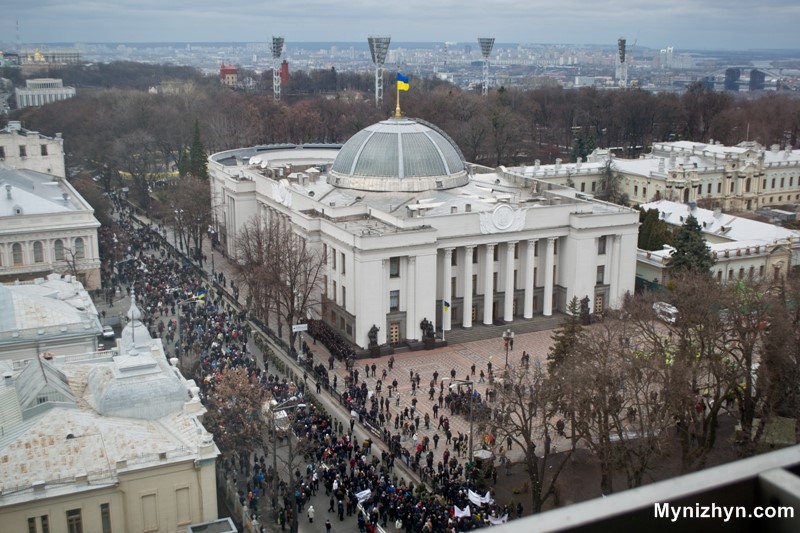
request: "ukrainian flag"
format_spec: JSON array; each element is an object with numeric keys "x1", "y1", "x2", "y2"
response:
[{"x1": 397, "y1": 72, "x2": 409, "y2": 91}]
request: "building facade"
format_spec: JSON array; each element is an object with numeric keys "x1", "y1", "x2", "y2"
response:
[
  {"x1": 210, "y1": 116, "x2": 639, "y2": 349},
  {"x1": 512, "y1": 140, "x2": 800, "y2": 212},
  {"x1": 635, "y1": 200, "x2": 798, "y2": 285},
  {"x1": 15, "y1": 78, "x2": 76, "y2": 109},
  {"x1": 0, "y1": 164, "x2": 101, "y2": 289},
  {"x1": 0, "y1": 121, "x2": 66, "y2": 178},
  {"x1": 0, "y1": 299, "x2": 219, "y2": 533}
]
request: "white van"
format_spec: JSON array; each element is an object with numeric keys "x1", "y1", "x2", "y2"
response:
[{"x1": 653, "y1": 302, "x2": 678, "y2": 324}]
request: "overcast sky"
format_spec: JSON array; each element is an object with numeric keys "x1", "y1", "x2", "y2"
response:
[{"x1": 4, "y1": 0, "x2": 799, "y2": 50}]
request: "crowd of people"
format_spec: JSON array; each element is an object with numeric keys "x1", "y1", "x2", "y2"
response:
[{"x1": 99, "y1": 201, "x2": 525, "y2": 531}]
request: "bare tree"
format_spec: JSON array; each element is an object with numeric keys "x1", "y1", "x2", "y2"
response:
[
  {"x1": 166, "y1": 175, "x2": 214, "y2": 261},
  {"x1": 235, "y1": 215, "x2": 325, "y2": 353},
  {"x1": 493, "y1": 362, "x2": 571, "y2": 513}
]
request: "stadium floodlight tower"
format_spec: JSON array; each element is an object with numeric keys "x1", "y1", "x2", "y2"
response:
[
  {"x1": 368, "y1": 36, "x2": 391, "y2": 107},
  {"x1": 271, "y1": 36, "x2": 285, "y2": 101},
  {"x1": 478, "y1": 37, "x2": 495, "y2": 96},
  {"x1": 616, "y1": 37, "x2": 628, "y2": 88}
]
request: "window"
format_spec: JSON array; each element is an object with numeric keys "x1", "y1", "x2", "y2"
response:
[
  {"x1": 717, "y1": 270, "x2": 722, "y2": 281},
  {"x1": 580, "y1": 182, "x2": 585, "y2": 192},
  {"x1": 341, "y1": 252, "x2": 345, "y2": 274},
  {"x1": 12, "y1": 242, "x2": 23, "y2": 266},
  {"x1": 66, "y1": 509, "x2": 83, "y2": 533},
  {"x1": 771, "y1": 178, "x2": 776, "y2": 189},
  {"x1": 100, "y1": 503, "x2": 112, "y2": 533},
  {"x1": 707, "y1": 183, "x2": 711, "y2": 194},
  {"x1": 41, "y1": 144, "x2": 48, "y2": 156},
  {"x1": 728, "y1": 269, "x2": 734, "y2": 280},
  {"x1": 759, "y1": 265, "x2": 765, "y2": 277},
  {"x1": 513, "y1": 243, "x2": 518, "y2": 259},
  {"x1": 74, "y1": 237, "x2": 85, "y2": 259},
  {"x1": 450, "y1": 251, "x2": 457, "y2": 266},
  {"x1": 596, "y1": 265, "x2": 605, "y2": 285},
  {"x1": 332, "y1": 281, "x2": 337, "y2": 302},
  {"x1": 493, "y1": 272, "x2": 498, "y2": 292},
  {"x1": 34, "y1": 241, "x2": 44, "y2": 263},
  {"x1": 717, "y1": 183, "x2": 722, "y2": 193},
  {"x1": 389, "y1": 290, "x2": 399, "y2": 311},
  {"x1": 643, "y1": 187, "x2": 647, "y2": 198},
  {"x1": 591, "y1": 181, "x2": 596, "y2": 192},
  {"x1": 738, "y1": 268, "x2": 745, "y2": 280},
  {"x1": 634, "y1": 185, "x2": 638, "y2": 196},
  {"x1": 472, "y1": 274, "x2": 478, "y2": 294},
  {"x1": 341, "y1": 285, "x2": 346, "y2": 309},
  {"x1": 534, "y1": 241, "x2": 538, "y2": 257},
  {"x1": 451, "y1": 277, "x2": 457, "y2": 298},
  {"x1": 28, "y1": 517, "x2": 37, "y2": 533},
  {"x1": 389, "y1": 257, "x2": 400, "y2": 278},
  {"x1": 598, "y1": 236, "x2": 607, "y2": 255},
  {"x1": 781, "y1": 177, "x2": 785, "y2": 188},
  {"x1": 41, "y1": 515, "x2": 49, "y2": 533},
  {"x1": 493, "y1": 245, "x2": 498, "y2": 262},
  {"x1": 553, "y1": 239, "x2": 558, "y2": 255},
  {"x1": 323, "y1": 276, "x2": 328, "y2": 297},
  {"x1": 748, "y1": 266, "x2": 754, "y2": 280},
  {"x1": 19, "y1": 145, "x2": 27, "y2": 157},
  {"x1": 745, "y1": 178, "x2": 751, "y2": 193},
  {"x1": 331, "y1": 249, "x2": 336, "y2": 269},
  {"x1": 472, "y1": 251, "x2": 478, "y2": 264},
  {"x1": 0, "y1": 146, "x2": 5, "y2": 159},
  {"x1": 322, "y1": 244, "x2": 327, "y2": 264},
  {"x1": 534, "y1": 267, "x2": 538, "y2": 287},
  {"x1": 762, "y1": 179, "x2": 767, "y2": 189},
  {"x1": 54, "y1": 239, "x2": 65, "y2": 260}
]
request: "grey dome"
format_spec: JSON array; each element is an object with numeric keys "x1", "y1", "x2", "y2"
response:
[{"x1": 330, "y1": 117, "x2": 468, "y2": 192}]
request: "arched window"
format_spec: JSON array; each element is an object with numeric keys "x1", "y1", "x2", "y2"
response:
[
  {"x1": 12, "y1": 243, "x2": 23, "y2": 266},
  {"x1": 54, "y1": 239, "x2": 65, "y2": 261},
  {"x1": 74, "y1": 237, "x2": 85, "y2": 259},
  {"x1": 33, "y1": 241, "x2": 44, "y2": 263}
]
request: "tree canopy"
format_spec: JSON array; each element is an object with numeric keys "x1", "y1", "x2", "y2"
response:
[{"x1": 669, "y1": 214, "x2": 715, "y2": 274}]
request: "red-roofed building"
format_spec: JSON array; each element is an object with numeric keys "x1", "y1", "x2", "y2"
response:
[{"x1": 219, "y1": 64, "x2": 238, "y2": 87}]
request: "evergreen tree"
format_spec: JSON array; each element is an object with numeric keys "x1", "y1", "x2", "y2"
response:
[
  {"x1": 638, "y1": 208, "x2": 672, "y2": 251},
  {"x1": 177, "y1": 149, "x2": 190, "y2": 177},
  {"x1": 547, "y1": 296, "x2": 583, "y2": 374},
  {"x1": 189, "y1": 120, "x2": 208, "y2": 180},
  {"x1": 595, "y1": 160, "x2": 629, "y2": 206},
  {"x1": 669, "y1": 214, "x2": 714, "y2": 274}
]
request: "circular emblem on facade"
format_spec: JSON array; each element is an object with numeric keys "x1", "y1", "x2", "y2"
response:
[{"x1": 492, "y1": 204, "x2": 514, "y2": 230}]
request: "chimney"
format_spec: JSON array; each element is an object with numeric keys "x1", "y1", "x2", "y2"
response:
[
  {"x1": 5, "y1": 184, "x2": 11, "y2": 199},
  {"x1": 534, "y1": 160, "x2": 540, "y2": 171},
  {"x1": 3, "y1": 372, "x2": 12, "y2": 387},
  {"x1": 7, "y1": 121, "x2": 21, "y2": 131},
  {"x1": 62, "y1": 193, "x2": 69, "y2": 202},
  {"x1": 555, "y1": 158, "x2": 562, "y2": 171},
  {"x1": 465, "y1": 204, "x2": 472, "y2": 212},
  {"x1": 658, "y1": 158, "x2": 665, "y2": 172}
]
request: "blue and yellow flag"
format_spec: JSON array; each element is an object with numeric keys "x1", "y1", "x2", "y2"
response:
[{"x1": 397, "y1": 72, "x2": 409, "y2": 91}]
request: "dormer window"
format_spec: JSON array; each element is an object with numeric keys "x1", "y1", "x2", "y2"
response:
[{"x1": 13, "y1": 205, "x2": 23, "y2": 215}]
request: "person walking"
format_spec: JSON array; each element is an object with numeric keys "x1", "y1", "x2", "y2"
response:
[
  {"x1": 308, "y1": 505, "x2": 315, "y2": 523},
  {"x1": 326, "y1": 519, "x2": 332, "y2": 533}
]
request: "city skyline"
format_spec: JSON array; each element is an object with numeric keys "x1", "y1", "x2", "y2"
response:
[{"x1": 4, "y1": 0, "x2": 800, "y2": 51}]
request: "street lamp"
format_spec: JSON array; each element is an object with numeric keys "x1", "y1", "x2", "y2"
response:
[
  {"x1": 265, "y1": 397, "x2": 306, "y2": 533},
  {"x1": 502, "y1": 328, "x2": 514, "y2": 369},
  {"x1": 449, "y1": 379, "x2": 476, "y2": 461}
]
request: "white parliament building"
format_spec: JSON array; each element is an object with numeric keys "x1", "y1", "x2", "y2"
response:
[{"x1": 210, "y1": 116, "x2": 639, "y2": 348}]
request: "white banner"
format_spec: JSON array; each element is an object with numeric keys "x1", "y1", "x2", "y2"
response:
[
  {"x1": 468, "y1": 489, "x2": 494, "y2": 506},
  {"x1": 454, "y1": 505, "x2": 471, "y2": 518},
  {"x1": 487, "y1": 514, "x2": 508, "y2": 526},
  {"x1": 356, "y1": 489, "x2": 372, "y2": 503}
]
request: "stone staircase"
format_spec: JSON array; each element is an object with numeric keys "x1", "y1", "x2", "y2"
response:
[{"x1": 442, "y1": 313, "x2": 565, "y2": 344}]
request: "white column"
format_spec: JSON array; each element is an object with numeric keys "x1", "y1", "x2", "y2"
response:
[
  {"x1": 504, "y1": 241, "x2": 517, "y2": 322},
  {"x1": 543, "y1": 237, "x2": 556, "y2": 316},
  {"x1": 483, "y1": 243, "x2": 496, "y2": 325},
  {"x1": 463, "y1": 246, "x2": 474, "y2": 328},
  {"x1": 443, "y1": 248, "x2": 453, "y2": 332},
  {"x1": 407, "y1": 256, "x2": 417, "y2": 340},
  {"x1": 523, "y1": 239, "x2": 536, "y2": 319}
]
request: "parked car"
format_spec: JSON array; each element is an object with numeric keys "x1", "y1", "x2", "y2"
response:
[
  {"x1": 102, "y1": 325, "x2": 115, "y2": 339},
  {"x1": 653, "y1": 302, "x2": 678, "y2": 324}
]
